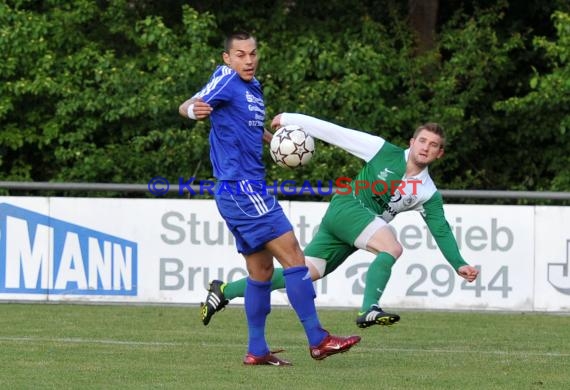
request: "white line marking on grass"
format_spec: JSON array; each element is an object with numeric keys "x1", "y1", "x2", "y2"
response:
[
  {"x1": 0, "y1": 336, "x2": 178, "y2": 347},
  {"x1": 373, "y1": 347, "x2": 570, "y2": 358},
  {"x1": 1, "y1": 337, "x2": 569, "y2": 359}
]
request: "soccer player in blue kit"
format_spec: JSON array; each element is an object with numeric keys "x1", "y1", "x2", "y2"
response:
[{"x1": 178, "y1": 31, "x2": 360, "y2": 366}]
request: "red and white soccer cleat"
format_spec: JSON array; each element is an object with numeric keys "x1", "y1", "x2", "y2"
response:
[{"x1": 310, "y1": 333, "x2": 362, "y2": 360}]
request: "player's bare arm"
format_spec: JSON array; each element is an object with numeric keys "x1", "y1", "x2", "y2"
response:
[{"x1": 178, "y1": 97, "x2": 213, "y2": 120}]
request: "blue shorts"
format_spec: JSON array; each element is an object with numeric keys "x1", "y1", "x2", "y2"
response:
[{"x1": 214, "y1": 180, "x2": 293, "y2": 255}]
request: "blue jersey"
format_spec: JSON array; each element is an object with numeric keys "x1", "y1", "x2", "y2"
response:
[{"x1": 193, "y1": 65, "x2": 266, "y2": 180}]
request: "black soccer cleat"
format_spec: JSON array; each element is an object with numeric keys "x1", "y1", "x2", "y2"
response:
[
  {"x1": 200, "y1": 280, "x2": 229, "y2": 326},
  {"x1": 356, "y1": 305, "x2": 400, "y2": 328}
]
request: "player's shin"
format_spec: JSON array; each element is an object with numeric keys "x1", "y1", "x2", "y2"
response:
[
  {"x1": 245, "y1": 278, "x2": 271, "y2": 356},
  {"x1": 360, "y1": 252, "x2": 396, "y2": 312},
  {"x1": 283, "y1": 266, "x2": 328, "y2": 346}
]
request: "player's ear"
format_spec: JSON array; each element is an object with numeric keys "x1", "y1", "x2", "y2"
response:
[
  {"x1": 222, "y1": 51, "x2": 230, "y2": 65},
  {"x1": 436, "y1": 148, "x2": 445, "y2": 159}
]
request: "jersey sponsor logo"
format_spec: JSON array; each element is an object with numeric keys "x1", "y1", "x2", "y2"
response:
[
  {"x1": 377, "y1": 168, "x2": 395, "y2": 181},
  {"x1": 248, "y1": 104, "x2": 264, "y2": 114},
  {"x1": 0, "y1": 203, "x2": 137, "y2": 296},
  {"x1": 390, "y1": 191, "x2": 402, "y2": 203},
  {"x1": 381, "y1": 192, "x2": 419, "y2": 220},
  {"x1": 245, "y1": 90, "x2": 265, "y2": 126},
  {"x1": 403, "y1": 195, "x2": 416, "y2": 207},
  {"x1": 245, "y1": 90, "x2": 264, "y2": 105}
]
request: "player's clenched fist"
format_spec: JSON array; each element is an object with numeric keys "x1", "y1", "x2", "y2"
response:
[
  {"x1": 457, "y1": 265, "x2": 479, "y2": 282},
  {"x1": 191, "y1": 98, "x2": 213, "y2": 119}
]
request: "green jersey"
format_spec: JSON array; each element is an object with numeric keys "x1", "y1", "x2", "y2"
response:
[
  {"x1": 351, "y1": 141, "x2": 467, "y2": 270},
  {"x1": 280, "y1": 113, "x2": 467, "y2": 271}
]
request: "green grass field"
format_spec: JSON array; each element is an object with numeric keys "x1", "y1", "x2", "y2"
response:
[{"x1": 0, "y1": 303, "x2": 569, "y2": 389}]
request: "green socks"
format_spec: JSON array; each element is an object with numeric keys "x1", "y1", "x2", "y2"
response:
[
  {"x1": 360, "y1": 252, "x2": 396, "y2": 313},
  {"x1": 223, "y1": 268, "x2": 287, "y2": 300},
  {"x1": 222, "y1": 252, "x2": 395, "y2": 314}
]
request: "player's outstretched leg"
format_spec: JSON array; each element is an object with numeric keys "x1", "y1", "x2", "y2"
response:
[
  {"x1": 356, "y1": 305, "x2": 400, "y2": 328},
  {"x1": 200, "y1": 280, "x2": 229, "y2": 326},
  {"x1": 310, "y1": 332, "x2": 362, "y2": 360}
]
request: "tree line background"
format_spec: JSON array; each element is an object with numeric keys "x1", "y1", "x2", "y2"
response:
[{"x1": 1, "y1": 0, "x2": 569, "y2": 200}]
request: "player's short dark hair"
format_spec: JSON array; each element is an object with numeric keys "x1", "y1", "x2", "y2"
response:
[
  {"x1": 413, "y1": 123, "x2": 446, "y2": 147},
  {"x1": 224, "y1": 31, "x2": 255, "y2": 53}
]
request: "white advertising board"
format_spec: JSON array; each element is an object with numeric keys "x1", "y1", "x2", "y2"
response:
[
  {"x1": 0, "y1": 197, "x2": 565, "y2": 312},
  {"x1": 533, "y1": 206, "x2": 570, "y2": 311},
  {"x1": 294, "y1": 203, "x2": 535, "y2": 311}
]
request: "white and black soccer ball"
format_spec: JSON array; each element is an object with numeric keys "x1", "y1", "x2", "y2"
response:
[{"x1": 269, "y1": 125, "x2": 315, "y2": 168}]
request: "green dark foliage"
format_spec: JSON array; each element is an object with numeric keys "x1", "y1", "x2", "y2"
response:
[{"x1": 0, "y1": 0, "x2": 568, "y2": 195}]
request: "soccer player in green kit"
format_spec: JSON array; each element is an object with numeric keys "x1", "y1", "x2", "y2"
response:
[{"x1": 200, "y1": 112, "x2": 480, "y2": 328}]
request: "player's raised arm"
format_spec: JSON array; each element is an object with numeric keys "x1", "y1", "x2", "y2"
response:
[{"x1": 271, "y1": 113, "x2": 385, "y2": 162}]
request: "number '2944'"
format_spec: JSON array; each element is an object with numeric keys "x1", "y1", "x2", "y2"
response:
[{"x1": 406, "y1": 264, "x2": 513, "y2": 298}]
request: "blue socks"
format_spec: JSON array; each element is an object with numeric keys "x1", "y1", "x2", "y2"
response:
[
  {"x1": 245, "y1": 266, "x2": 328, "y2": 355},
  {"x1": 245, "y1": 278, "x2": 271, "y2": 356},
  {"x1": 283, "y1": 266, "x2": 327, "y2": 347}
]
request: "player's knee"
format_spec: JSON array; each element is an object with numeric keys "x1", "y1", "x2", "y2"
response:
[
  {"x1": 248, "y1": 263, "x2": 274, "y2": 281},
  {"x1": 390, "y1": 242, "x2": 403, "y2": 259},
  {"x1": 305, "y1": 256, "x2": 326, "y2": 279},
  {"x1": 278, "y1": 250, "x2": 305, "y2": 268}
]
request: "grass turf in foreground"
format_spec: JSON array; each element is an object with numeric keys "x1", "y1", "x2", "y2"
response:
[{"x1": 0, "y1": 303, "x2": 568, "y2": 389}]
